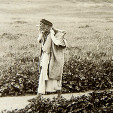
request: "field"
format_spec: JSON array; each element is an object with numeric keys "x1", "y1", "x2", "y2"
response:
[{"x1": 0, "y1": 0, "x2": 113, "y2": 67}]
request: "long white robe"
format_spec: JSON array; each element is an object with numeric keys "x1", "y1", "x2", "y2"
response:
[{"x1": 37, "y1": 29, "x2": 66, "y2": 94}]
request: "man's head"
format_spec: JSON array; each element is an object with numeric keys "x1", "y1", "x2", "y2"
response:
[{"x1": 40, "y1": 19, "x2": 53, "y2": 33}]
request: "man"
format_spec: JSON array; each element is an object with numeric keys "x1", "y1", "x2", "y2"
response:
[{"x1": 37, "y1": 19, "x2": 67, "y2": 98}]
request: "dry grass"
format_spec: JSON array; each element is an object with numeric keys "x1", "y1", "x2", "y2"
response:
[{"x1": 0, "y1": 0, "x2": 113, "y2": 70}]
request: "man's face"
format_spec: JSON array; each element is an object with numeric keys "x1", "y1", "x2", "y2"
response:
[{"x1": 40, "y1": 22, "x2": 51, "y2": 33}]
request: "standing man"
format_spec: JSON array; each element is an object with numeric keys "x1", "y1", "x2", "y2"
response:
[{"x1": 37, "y1": 19, "x2": 67, "y2": 98}]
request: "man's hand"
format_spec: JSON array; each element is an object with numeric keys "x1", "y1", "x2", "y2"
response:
[{"x1": 36, "y1": 25, "x2": 44, "y2": 33}]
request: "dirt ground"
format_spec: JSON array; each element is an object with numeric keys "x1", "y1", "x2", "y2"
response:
[
  {"x1": 0, "y1": 89, "x2": 113, "y2": 112},
  {"x1": 0, "y1": 91, "x2": 92, "y2": 111}
]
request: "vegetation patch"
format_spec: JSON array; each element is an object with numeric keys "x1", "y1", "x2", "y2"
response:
[
  {"x1": 78, "y1": 25, "x2": 90, "y2": 28},
  {"x1": 63, "y1": 55, "x2": 113, "y2": 93},
  {"x1": 0, "y1": 53, "x2": 112, "y2": 97},
  {"x1": 13, "y1": 21, "x2": 28, "y2": 24},
  {"x1": 0, "y1": 33, "x2": 20, "y2": 40}
]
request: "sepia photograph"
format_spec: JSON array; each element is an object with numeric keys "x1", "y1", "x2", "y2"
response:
[{"x1": 0, "y1": 0, "x2": 113, "y2": 112}]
